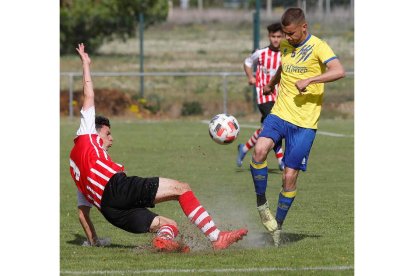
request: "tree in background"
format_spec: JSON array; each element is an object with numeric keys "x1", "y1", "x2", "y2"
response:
[{"x1": 60, "y1": 0, "x2": 168, "y2": 54}]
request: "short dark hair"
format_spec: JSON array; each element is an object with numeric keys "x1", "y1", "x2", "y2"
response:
[
  {"x1": 95, "y1": 115, "x2": 110, "y2": 132},
  {"x1": 281, "y1": 8, "x2": 306, "y2": 26},
  {"x1": 267, "y1": 22, "x2": 282, "y2": 34}
]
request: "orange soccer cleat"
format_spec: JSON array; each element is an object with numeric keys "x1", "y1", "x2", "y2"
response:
[
  {"x1": 152, "y1": 237, "x2": 190, "y2": 253},
  {"x1": 212, "y1": 228, "x2": 248, "y2": 250}
]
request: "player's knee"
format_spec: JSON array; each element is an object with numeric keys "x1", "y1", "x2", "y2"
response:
[
  {"x1": 283, "y1": 171, "x2": 298, "y2": 190},
  {"x1": 283, "y1": 171, "x2": 294, "y2": 181},
  {"x1": 253, "y1": 144, "x2": 268, "y2": 162},
  {"x1": 174, "y1": 181, "x2": 191, "y2": 195},
  {"x1": 150, "y1": 216, "x2": 177, "y2": 232},
  {"x1": 157, "y1": 178, "x2": 191, "y2": 201},
  {"x1": 159, "y1": 217, "x2": 177, "y2": 228}
]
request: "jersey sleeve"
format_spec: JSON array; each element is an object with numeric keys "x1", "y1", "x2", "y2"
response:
[
  {"x1": 76, "y1": 106, "x2": 97, "y2": 136},
  {"x1": 316, "y1": 40, "x2": 337, "y2": 64},
  {"x1": 244, "y1": 50, "x2": 260, "y2": 68},
  {"x1": 77, "y1": 190, "x2": 92, "y2": 207}
]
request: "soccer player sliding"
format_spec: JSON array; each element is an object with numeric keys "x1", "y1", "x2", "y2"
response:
[{"x1": 69, "y1": 43, "x2": 248, "y2": 252}]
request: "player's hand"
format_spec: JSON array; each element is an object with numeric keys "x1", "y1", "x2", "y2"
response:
[
  {"x1": 76, "y1": 43, "x2": 91, "y2": 65},
  {"x1": 248, "y1": 77, "x2": 256, "y2": 85},
  {"x1": 263, "y1": 85, "x2": 273, "y2": 95},
  {"x1": 82, "y1": 237, "x2": 111, "y2": 247},
  {"x1": 295, "y1": 79, "x2": 311, "y2": 94}
]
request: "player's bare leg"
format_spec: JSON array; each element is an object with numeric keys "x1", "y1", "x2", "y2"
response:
[{"x1": 274, "y1": 142, "x2": 285, "y2": 171}]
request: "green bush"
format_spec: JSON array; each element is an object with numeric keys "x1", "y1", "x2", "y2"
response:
[{"x1": 181, "y1": 101, "x2": 203, "y2": 116}]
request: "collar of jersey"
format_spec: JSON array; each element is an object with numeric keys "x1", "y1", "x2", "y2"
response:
[
  {"x1": 268, "y1": 45, "x2": 280, "y2": 52},
  {"x1": 293, "y1": 33, "x2": 311, "y2": 48}
]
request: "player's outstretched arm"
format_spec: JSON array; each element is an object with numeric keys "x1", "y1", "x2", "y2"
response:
[
  {"x1": 76, "y1": 43, "x2": 94, "y2": 111},
  {"x1": 78, "y1": 205, "x2": 100, "y2": 246}
]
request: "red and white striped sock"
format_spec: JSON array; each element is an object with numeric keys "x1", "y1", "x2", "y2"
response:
[
  {"x1": 244, "y1": 128, "x2": 261, "y2": 152},
  {"x1": 276, "y1": 147, "x2": 284, "y2": 163},
  {"x1": 156, "y1": 224, "x2": 179, "y2": 240},
  {"x1": 178, "y1": 191, "x2": 220, "y2": 242}
]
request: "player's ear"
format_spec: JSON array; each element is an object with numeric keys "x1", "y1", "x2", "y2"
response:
[{"x1": 302, "y1": 23, "x2": 308, "y2": 31}]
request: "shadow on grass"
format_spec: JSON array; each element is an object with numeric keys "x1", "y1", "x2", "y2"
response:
[
  {"x1": 268, "y1": 168, "x2": 283, "y2": 174},
  {"x1": 282, "y1": 232, "x2": 322, "y2": 245},
  {"x1": 247, "y1": 232, "x2": 322, "y2": 248},
  {"x1": 235, "y1": 168, "x2": 283, "y2": 174},
  {"x1": 66, "y1": 234, "x2": 137, "y2": 249}
]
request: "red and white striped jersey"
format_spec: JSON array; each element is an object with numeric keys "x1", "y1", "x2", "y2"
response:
[
  {"x1": 69, "y1": 107, "x2": 124, "y2": 209},
  {"x1": 244, "y1": 46, "x2": 281, "y2": 104}
]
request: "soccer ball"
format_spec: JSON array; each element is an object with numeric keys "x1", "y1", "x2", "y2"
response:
[{"x1": 208, "y1": 113, "x2": 240, "y2": 145}]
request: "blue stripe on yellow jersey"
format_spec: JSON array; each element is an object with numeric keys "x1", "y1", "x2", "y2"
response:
[{"x1": 271, "y1": 34, "x2": 337, "y2": 129}]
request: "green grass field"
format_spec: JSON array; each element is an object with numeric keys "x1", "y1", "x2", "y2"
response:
[{"x1": 60, "y1": 118, "x2": 354, "y2": 275}]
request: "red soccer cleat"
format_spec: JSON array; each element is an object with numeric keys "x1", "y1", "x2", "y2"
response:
[
  {"x1": 212, "y1": 228, "x2": 248, "y2": 250},
  {"x1": 180, "y1": 244, "x2": 191, "y2": 253},
  {"x1": 152, "y1": 237, "x2": 190, "y2": 253}
]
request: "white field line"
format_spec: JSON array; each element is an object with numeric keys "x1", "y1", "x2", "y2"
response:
[
  {"x1": 61, "y1": 265, "x2": 354, "y2": 275},
  {"x1": 201, "y1": 120, "x2": 353, "y2": 138}
]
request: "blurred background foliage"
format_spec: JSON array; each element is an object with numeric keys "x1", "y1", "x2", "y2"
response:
[{"x1": 60, "y1": 0, "x2": 169, "y2": 54}]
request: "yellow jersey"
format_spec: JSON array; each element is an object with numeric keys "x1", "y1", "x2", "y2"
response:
[{"x1": 272, "y1": 34, "x2": 337, "y2": 129}]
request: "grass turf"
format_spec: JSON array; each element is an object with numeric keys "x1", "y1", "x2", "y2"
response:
[{"x1": 60, "y1": 118, "x2": 353, "y2": 275}]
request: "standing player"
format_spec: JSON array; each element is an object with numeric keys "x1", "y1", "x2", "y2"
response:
[
  {"x1": 237, "y1": 22, "x2": 285, "y2": 171},
  {"x1": 249, "y1": 8, "x2": 345, "y2": 246},
  {"x1": 70, "y1": 43, "x2": 247, "y2": 252}
]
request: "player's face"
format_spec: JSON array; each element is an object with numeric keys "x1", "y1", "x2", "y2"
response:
[
  {"x1": 282, "y1": 22, "x2": 308, "y2": 46},
  {"x1": 98, "y1": 125, "x2": 113, "y2": 150},
  {"x1": 268, "y1": 31, "x2": 283, "y2": 50}
]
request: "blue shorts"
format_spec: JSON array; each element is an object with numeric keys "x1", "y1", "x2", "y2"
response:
[{"x1": 259, "y1": 114, "x2": 316, "y2": 171}]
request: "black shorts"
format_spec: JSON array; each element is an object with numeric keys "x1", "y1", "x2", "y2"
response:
[
  {"x1": 258, "y1": 101, "x2": 275, "y2": 123},
  {"x1": 100, "y1": 172, "x2": 159, "y2": 234}
]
